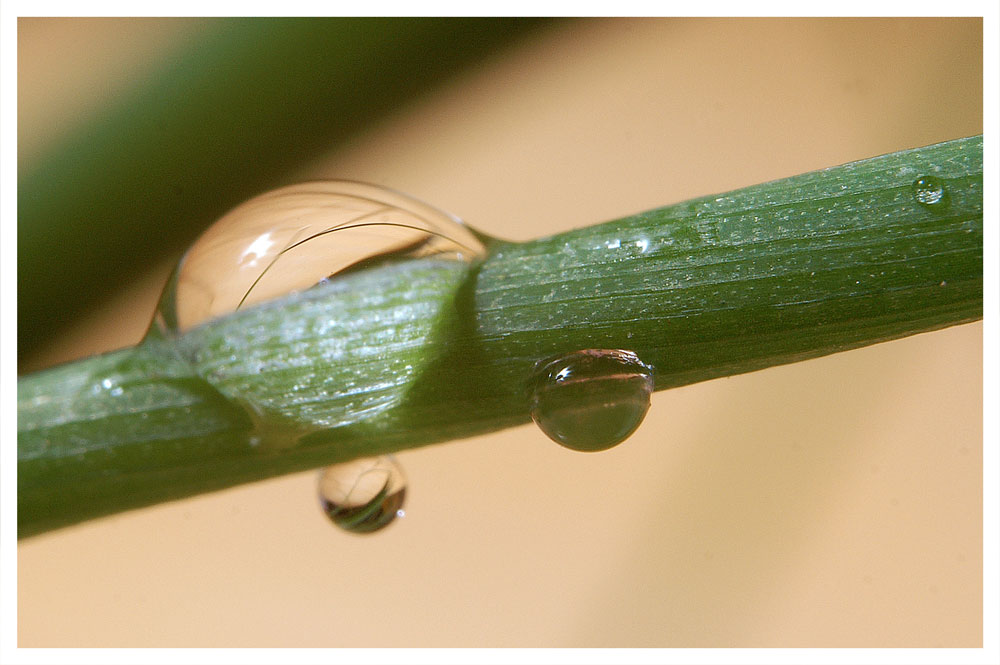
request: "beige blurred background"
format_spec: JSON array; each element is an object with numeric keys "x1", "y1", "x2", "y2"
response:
[{"x1": 17, "y1": 18, "x2": 983, "y2": 646}]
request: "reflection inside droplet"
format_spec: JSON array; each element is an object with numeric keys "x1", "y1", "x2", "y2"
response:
[
  {"x1": 152, "y1": 181, "x2": 486, "y2": 335},
  {"x1": 528, "y1": 349, "x2": 654, "y2": 452},
  {"x1": 911, "y1": 175, "x2": 950, "y2": 210},
  {"x1": 318, "y1": 456, "x2": 406, "y2": 534}
]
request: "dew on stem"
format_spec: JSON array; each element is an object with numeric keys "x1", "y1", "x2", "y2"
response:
[
  {"x1": 528, "y1": 349, "x2": 655, "y2": 452},
  {"x1": 143, "y1": 181, "x2": 489, "y2": 450},
  {"x1": 151, "y1": 181, "x2": 486, "y2": 336},
  {"x1": 912, "y1": 175, "x2": 950, "y2": 210},
  {"x1": 317, "y1": 456, "x2": 407, "y2": 534}
]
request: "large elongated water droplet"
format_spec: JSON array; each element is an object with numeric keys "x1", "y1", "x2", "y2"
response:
[
  {"x1": 152, "y1": 180, "x2": 486, "y2": 336},
  {"x1": 528, "y1": 349, "x2": 654, "y2": 452},
  {"x1": 143, "y1": 181, "x2": 488, "y2": 445},
  {"x1": 318, "y1": 456, "x2": 406, "y2": 534},
  {"x1": 912, "y1": 175, "x2": 950, "y2": 210}
]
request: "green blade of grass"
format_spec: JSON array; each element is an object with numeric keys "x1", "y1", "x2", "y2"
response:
[{"x1": 17, "y1": 135, "x2": 983, "y2": 538}]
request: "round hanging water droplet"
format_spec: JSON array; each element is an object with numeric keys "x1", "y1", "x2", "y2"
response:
[
  {"x1": 153, "y1": 181, "x2": 486, "y2": 335},
  {"x1": 318, "y1": 456, "x2": 406, "y2": 534},
  {"x1": 911, "y1": 175, "x2": 950, "y2": 210},
  {"x1": 528, "y1": 349, "x2": 654, "y2": 452}
]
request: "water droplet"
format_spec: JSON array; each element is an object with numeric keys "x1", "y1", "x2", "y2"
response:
[
  {"x1": 140, "y1": 181, "x2": 489, "y2": 447},
  {"x1": 911, "y1": 175, "x2": 949, "y2": 210},
  {"x1": 152, "y1": 181, "x2": 486, "y2": 336},
  {"x1": 528, "y1": 349, "x2": 654, "y2": 452},
  {"x1": 318, "y1": 456, "x2": 406, "y2": 534}
]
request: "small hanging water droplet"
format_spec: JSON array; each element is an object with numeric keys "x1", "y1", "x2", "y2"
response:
[
  {"x1": 152, "y1": 181, "x2": 486, "y2": 336},
  {"x1": 528, "y1": 349, "x2": 654, "y2": 452},
  {"x1": 912, "y1": 175, "x2": 950, "y2": 210},
  {"x1": 318, "y1": 456, "x2": 406, "y2": 534}
]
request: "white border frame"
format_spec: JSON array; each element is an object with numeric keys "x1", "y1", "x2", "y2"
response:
[{"x1": 2, "y1": 3, "x2": 996, "y2": 664}]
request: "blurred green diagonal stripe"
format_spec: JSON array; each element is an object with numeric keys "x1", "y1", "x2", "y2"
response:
[{"x1": 18, "y1": 17, "x2": 551, "y2": 367}]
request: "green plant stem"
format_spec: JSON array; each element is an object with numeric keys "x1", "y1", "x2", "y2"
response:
[{"x1": 18, "y1": 135, "x2": 983, "y2": 538}]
